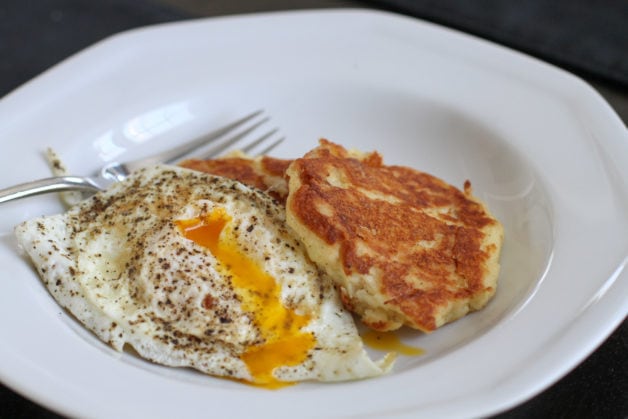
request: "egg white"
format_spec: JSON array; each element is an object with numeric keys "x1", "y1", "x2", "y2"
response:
[{"x1": 15, "y1": 165, "x2": 393, "y2": 384}]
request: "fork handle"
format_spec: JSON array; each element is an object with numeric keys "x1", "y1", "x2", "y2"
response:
[{"x1": 0, "y1": 176, "x2": 101, "y2": 204}]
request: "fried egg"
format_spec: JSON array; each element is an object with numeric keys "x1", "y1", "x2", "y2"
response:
[{"x1": 15, "y1": 165, "x2": 393, "y2": 387}]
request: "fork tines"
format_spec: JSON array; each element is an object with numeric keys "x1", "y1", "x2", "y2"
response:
[{"x1": 180, "y1": 110, "x2": 285, "y2": 161}]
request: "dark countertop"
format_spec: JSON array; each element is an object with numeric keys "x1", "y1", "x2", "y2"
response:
[{"x1": 1, "y1": 1, "x2": 626, "y2": 418}]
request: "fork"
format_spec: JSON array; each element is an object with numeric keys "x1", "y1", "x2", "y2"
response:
[{"x1": 0, "y1": 110, "x2": 284, "y2": 204}]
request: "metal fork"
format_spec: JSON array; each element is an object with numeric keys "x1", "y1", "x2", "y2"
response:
[{"x1": 0, "y1": 110, "x2": 284, "y2": 204}]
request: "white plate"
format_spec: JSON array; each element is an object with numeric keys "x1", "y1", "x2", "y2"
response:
[{"x1": 0, "y1": 9, "x2": 626, "y2": 419}]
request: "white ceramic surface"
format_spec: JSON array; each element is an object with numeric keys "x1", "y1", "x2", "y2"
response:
[{"x1": 0, "y1": 9, "x2": 626, "y2": 419}]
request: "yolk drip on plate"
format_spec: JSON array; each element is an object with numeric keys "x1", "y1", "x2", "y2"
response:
[
  {"x1": 361, "y1": 330, "x2": 424, "y2": 356},
  {"x1": 176, "y1": 208, "x2": 315, "y2": 388}
]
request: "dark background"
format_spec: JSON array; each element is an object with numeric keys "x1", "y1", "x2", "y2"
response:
[{"x1": 1, "y1": 1, "x2": 626, "y2": 418}]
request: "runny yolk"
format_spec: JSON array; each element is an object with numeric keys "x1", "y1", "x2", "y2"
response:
[
  {"x1": 361, "y1": 330, "x2": 424, "y2": 356},
  {"x1": 176, "y1": 207, "x2": 315, "y2": 389}
]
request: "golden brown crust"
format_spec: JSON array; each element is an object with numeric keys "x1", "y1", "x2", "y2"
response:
[
  {"x1": 286, "y1": 139, "x2": 503, "y2": 332},
  {"x1": 180, "y1": 156, "x2": 292, "y2": 204},
  {"x1": 260, "y1": 156, "x2": 292, "y2": 179}
]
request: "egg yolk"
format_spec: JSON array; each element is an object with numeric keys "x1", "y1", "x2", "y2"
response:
[
  {"x1": 361, "y1": 330, "x2": 424, "y2": 356},
  {"x1": 176, "y1": 207, "x2": 315, "y2": 388}
]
